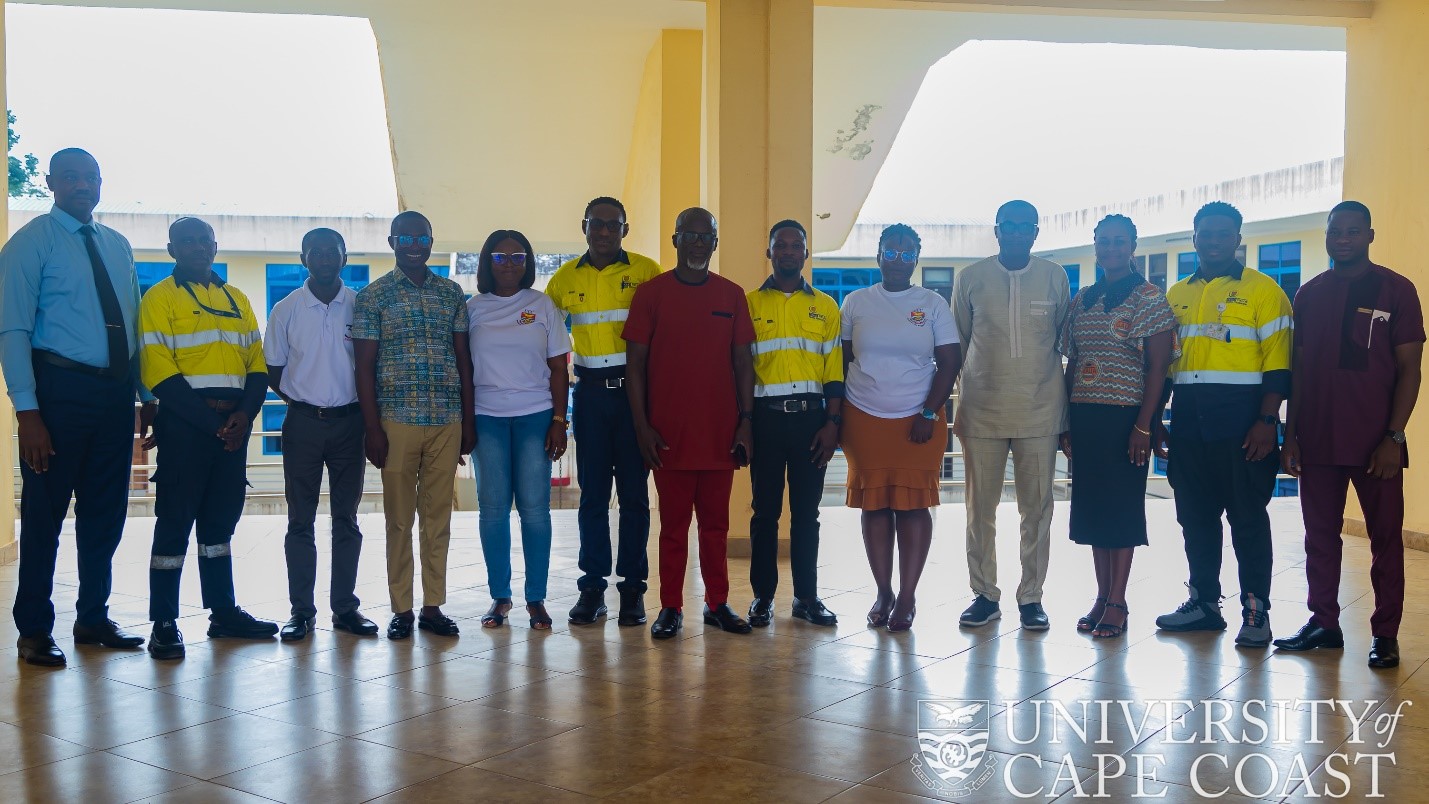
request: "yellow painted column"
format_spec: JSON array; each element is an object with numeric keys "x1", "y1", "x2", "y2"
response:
[
  {"x1": 705, "y1": 0, "x2": 814, "y2": 550},
  {"x1": 0, "y1": 0, "x2": 16, "y2": 564},
  {"x1": 1342, "y1": 0, "x2": 1429, "y2": 545}
]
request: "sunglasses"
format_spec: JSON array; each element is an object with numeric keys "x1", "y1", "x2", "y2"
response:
[
  {"x1": 997, "y1": 222, "x2": 1038, "y2": 236},
  {"x1": 392, "y1": 235, "x2": 434, "y2": 247},
  {"x1": 674, "y1": 232, "x2": 717, "y2": 247},
  {"x1": 881, "y1": 249, "x2": 918, "y2": 264},
  {"x1": 584, "y1": 217, "x2": 625, "y2": 233},
  {"x1": 491, "y1": 252, "x2": 529, "y2": 267}
]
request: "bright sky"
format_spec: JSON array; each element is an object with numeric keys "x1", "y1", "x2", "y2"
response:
[{"x1": 6, "y1": 6, "x2": 1345, "y2": 222}]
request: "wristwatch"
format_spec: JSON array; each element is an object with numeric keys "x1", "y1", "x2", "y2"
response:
[
  {"x1": 1387, "y1": 429, "x2": 1407, "y2": 444},
  {"x1": 1260, "y1": 414, "x2": 1279, "y2": 426},
  {"x1": 920, "y1": 408, "x2": 938, "y2": 421},
  {"x1": 552, "y1": 414, "x2": 567, "y2": 424},
  {"x1": 739, "y1": 410, "x2": 754, "y2": 422},
  {"x1": 828, "y1": 414, "x2": 843, "y2": 427}
]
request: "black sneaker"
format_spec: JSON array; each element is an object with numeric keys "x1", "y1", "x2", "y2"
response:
[
  {"x1": 149, "y1": 621, "x2": 185, "y2": 660},
  {"x1": 208, "y1": 607, "x2": 280, "y2": 639},
  {"x1": 959, "y1": 595, "x2": 1001, "y2": 627},
  {"x1": 1018, "y1": 602, "x2": 1050, "y2": 631},
  {"x1": 568, "y1": 590, "x2": 607, "y2": 625}
]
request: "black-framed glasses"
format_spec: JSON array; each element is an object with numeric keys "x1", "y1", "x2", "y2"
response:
[
  {"x1": 881, "y1": 249, "x2": 918, "y2": 264},
  {"x1": 674, "y1": 232, "x2": 717, "y2": 247},
  {"x1": 491, "y1": 253, "x2": 529, "y2": 267},
  {"x1": 584, "y1": 217, "x2": 625, "y2": 233},
  {"x1": 997, "y1": 222, "x2": 1038, "y2": 236},
  {"x1": 393, "y1": 235, "x2": 433, "y2": 247}
]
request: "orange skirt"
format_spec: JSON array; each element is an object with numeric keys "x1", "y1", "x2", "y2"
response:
[{"x1": 842, "y1": 402, "x2": 945, "y2": 510}]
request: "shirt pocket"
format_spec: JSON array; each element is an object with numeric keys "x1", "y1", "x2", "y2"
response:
[
  {"x1": 1027, "y1": 300, "x2": 1058, "y2": 334},
  {"x1": 1350, "y1": 308, "x2": 1391, "y2": 350},
  {"x1": 801, "y1": 316, "x2": 831, "y2": 353}
]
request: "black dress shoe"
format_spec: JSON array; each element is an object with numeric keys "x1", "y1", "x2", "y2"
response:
[
  {"x1": 568, "y1": 590, "x2": 608, "y2": 625},
  {"x1": 793, "y1": 597, "x2": 838, "y2": 626},
  {"x1": 650, "y1": 607, "x2": 683, "y2": 640},
  {"x1": 148, "y1": 621, "x2": 185, "y2": 661},
  {"x1": 73, "y1": 619, "x2": 145, "y2": 649},
  {"x1": 387, "y1": 615, "x2": 414, "y2": 640},
  {"x1": 617, "y1": 589, "x2": 647, "y2": 627},
  {"x1": 208, "y1": 607, "x2": 280, "y2": 639},
  {"x1": 703, "y1": 603, "x2": 753, "y2": 634},
  {"x1": 1272, "y1": 621, "x2": 1344, "y2": 652},
  {"x1": 1369, "y1": 637, "x2": 1400, "y2": 669},
  {"x1": 417, "y1": 613, "x2": 460, "y2": 636},
  {"x1": 1018, "y1": 602, "x2": 1050, "y2": 631},
  {"x1": 747, "y1": 597, "x2": 774, "y2": 628},
  {"x1": 333, "y1": 610, "x2": 379, "y2": 636},
  {"x1": 280, "y1": 615, "x2": 315, "y2": 642},
  {"x1": 17, "y1": 635, "x2": 66, "y2": 667}
]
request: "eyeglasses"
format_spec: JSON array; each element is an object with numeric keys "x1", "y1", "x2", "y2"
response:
[
  {"x1": 997, "y1": 222, "x2": 1039, "y2": 236},
  {"x1": 392, "y1": 235, "x2": 433, "y2": 247},
  {"x1": 674, "y1": 232, "x2": 717, "y2": 247},
  {"x1": 584, "y1": 217, "x2": 625, "y2": 233},
  {"x1": 880, "y1": 249, "x2": 918, "y2": 264},
  {"x1": 491, "y1": 252, "x2": 529, "y2": 267}
]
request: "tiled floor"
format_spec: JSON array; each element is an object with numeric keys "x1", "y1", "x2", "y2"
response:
[{"x1": 1, "y1": 498, "x2": 1426, "y2": 803}]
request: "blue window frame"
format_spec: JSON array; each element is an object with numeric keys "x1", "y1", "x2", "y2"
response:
[
  {"x1": 1177, "y1": 252, "x2": 1199, "y2": 281},
  {"x1": 137, "y1": 262, "x2": 228, "y2": 297},
  {"x1": 431, "y1": 263, "x2": 450, "y2": 279},
  {"x1": 812, "y1": 268, "x2": 879, "y2": 306},
  {"x1": 1063, "y1": 264, "x2": 1080, "y2": 297},
  {"x1": 1257, "y1": 241, "x2": 1302, "y2": 298},
  {"x1": 265, "y1": 264, "x2": 370, "y2": 313},
  {"x1": 261, "y1": 396, "x2": 286, "y2": 455}
]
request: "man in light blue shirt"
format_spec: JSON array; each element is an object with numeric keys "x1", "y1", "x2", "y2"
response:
[{"x1": 0, "y1": 148, "x2": 154, "y2": 665}]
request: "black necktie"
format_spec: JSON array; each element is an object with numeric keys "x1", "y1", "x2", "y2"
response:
[{"x1": 79, "y1": 224, "x2": 130, "y2": 377}]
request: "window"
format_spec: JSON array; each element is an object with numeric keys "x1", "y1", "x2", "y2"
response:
[
  {"x1": 137, "y1": 262, "x2": 228, "y2": 297},
  {"x1": 812, "y1": 268, "x2": 879, "y2": 306},
  {"x1": 431, "y1": 263, "x2": 450, "y2": 279},
  {"x1": 265, "y1": 264, "x2": 370, "y2": 313},
  {"x1": 1063, "y1": 264, "x2": 1080, "y2": 297},
  {"x1": 1258, "y1": 241, "x2": 1302, "y2": 298},
  {"x1": 1177, "y1": 252, "x2": 1199, "y2": 281},
  {"x1": 1147, "y1": 253, "x2": 1168, "y2": 290},
  {"x1": 261, "y1": 397, "x2": 285, "y2": 455},
  {"x1": 922, "y1": 267, "x2": 953, "y2": 304}
]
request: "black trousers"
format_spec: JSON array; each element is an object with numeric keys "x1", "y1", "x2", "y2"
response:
[
  {"x1": 749, "y1": 405, "x2": 828, "y2": 600},
  {"x1": 282, "y1": 407, "x2": 366, "y2": 619},
  {"x1": 13, "y1": 364, "x2": 134, "y2": 637},
  {"x1": 572, "y1": 378, "x2": 650, "y2": 593},
  {"x1": 1167, "y1": 430, "x2": 1278, "y2": 608},
  {"x1": 149, "y1": 409, "x2": 245, "y2": 622}
]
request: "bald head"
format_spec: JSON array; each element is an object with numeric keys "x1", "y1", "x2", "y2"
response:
[
  {"x1": 45, "y1": 148, "x2": 102, "y2": 222},
  {"x1": 168, "y1": 217, "x2": 218, "y2": 283},
  {"x1": 672, "y1": 207, "x2": 718, "y2": 272}
]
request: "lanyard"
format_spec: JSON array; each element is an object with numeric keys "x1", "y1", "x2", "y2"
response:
[{"x1": 179, "y1": 279, "x2": 243, "y2": 319}]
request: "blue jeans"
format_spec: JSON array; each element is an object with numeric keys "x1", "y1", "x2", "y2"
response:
[{"x1": 474, "y1": 410, "x2": 554, "y2": 602}]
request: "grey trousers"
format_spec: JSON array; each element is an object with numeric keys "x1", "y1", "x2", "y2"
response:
[
  {"x1": 282, "y1": 407, "x2": 366, "y2": 618},
  {"x1": 961, "y1": 434, "x2": 1059, "y2": 606}
]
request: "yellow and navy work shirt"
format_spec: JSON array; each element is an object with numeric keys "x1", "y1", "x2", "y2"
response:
[
  {"x1": 545, "y1": 249, "x2": 661, "y2": 374},
  {"x1": 140, "y1": 273, "x2": 264, "y2": 395},
  {"x1": 1165, "y1": 264, "x2": 1292, "y2": 440},
  {"x1": 746, "y1": 277, "x2": 844, "y2": 398}
]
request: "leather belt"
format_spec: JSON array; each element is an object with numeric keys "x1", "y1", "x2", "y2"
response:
[
  {"x1": 581, "y1": 377, "x2": 625, "y2": 390},
  {"x1": 289, "y1": 400, "x2": 362, "y2": 419},
  {"x1": 32, "y1": 349, "x2": 127, "y2": 380},
  {"x1": 761, "y1": 397, "x2": 823, "y2": 413},
  {"x1": 204, "y1": 398, "x2": 239, "y2": 413}
]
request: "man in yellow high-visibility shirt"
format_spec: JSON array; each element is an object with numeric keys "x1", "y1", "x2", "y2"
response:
[
  {"x1": 546, "y1": 197, "x2": 661, "y2": 627},
  {"x1": 139, "y1": 217, "x2": 278, "y2": 660}
]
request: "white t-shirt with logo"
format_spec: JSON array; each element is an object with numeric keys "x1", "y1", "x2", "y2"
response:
[
  {"x1": 840, "y1": 283, "x2": 958, "y2": 418},
  {"x1": 264, "y1": 283, "x2": 359, "y2": 408},
  {"x1": 467, "y1": 288, "x2": 572, "y2": 418}
]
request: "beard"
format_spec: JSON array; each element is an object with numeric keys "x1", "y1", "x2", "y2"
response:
[{"x1": 688, "y1": 259, "x2": 710, "y2": 272}]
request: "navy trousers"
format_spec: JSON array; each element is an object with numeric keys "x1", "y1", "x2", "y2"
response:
[
  {"x1": 572, "y1": 378, "x2": 650, "y2": 593},
  {"x1": 148, "y1": 409, "x2": 245, "y2": 622},
  {"x1": 13, "y1": 364, "x2": 135, "y2": 637}
]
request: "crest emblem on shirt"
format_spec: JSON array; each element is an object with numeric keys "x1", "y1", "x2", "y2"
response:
[
  {"x1": 518, "y1": 310, "x2": 537, "y2": 325},
  {"x1": 344, "y1": 324, "x2": 353, "y2": 341},
  {"x1": 807, "y1": 306, "x2": 827, "y2": 323},
  {"x1": 1112, "y1": 318, "x2": 1133, "y2": 338},
  {"x1": 909, "y1": 309, "x2": 927, "y2": 327},
  {"x1": 1081, "y1": 360, "x2": 1099, "y2": 383},
  {"x1": 621, "y1": 276, "x2": 637, "y2": 291}
]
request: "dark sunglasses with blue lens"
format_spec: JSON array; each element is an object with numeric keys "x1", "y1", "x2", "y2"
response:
[{"x1": 392, "y1": 235, "x2": 434, "y2": 247}]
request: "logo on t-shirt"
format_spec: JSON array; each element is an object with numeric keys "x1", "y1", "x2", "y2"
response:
[
  {"x1": 621, "y1": 276, "x2": 639, "y2": 291},
  {"x1": 518, "y1": 310, "x2": 537, "y2": 325},
  {"x1": 909, "y1": 309, "x2": 927, "y2": 327},
  {"x1": 807, "y1": 306, "x2": 827, "y2": 323},
  {"x1": 1112, "y1": 318, "x2": 1132, "y2": 338},
  {"x1": 344, "y1": 324, "x2": 352, "y2": 341}
]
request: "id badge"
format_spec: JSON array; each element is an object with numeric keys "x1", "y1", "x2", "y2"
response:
[{"x1": 1202, "y1": 322, "x2": 1228, "y2": 342}]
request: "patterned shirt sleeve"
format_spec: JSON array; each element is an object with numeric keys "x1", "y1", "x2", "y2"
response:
[
  {"x1": 1129, "y1": 287, "x2": 1178, "y2": 341},
  {"x1": 350, "y1": 285, "x2": 380, "y2": 340}
]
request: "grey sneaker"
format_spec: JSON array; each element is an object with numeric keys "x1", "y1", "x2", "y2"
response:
[
  {"x1": 1155, "y1": 586, "x2": 1227, "y2": 632},
  {"x1": 1235, "y1": 594, "x2": 1272, "y2": 647},
  {"x1": 959, "y1": 595, "x2": 1001, "y2": 627}
]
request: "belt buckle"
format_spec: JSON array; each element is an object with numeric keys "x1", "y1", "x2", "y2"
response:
[
  {"x1": 780, "y1": 400, "x2": 803, "y2": 413},
  {"x1": 315, "y1": 406, "x2": 329, "y2": 420},
  {"x1": 604, "y1": 378, "x2": 624, "y2": 390}
]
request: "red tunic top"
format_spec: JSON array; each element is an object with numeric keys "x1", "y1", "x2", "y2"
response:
[{"x1": 623, "y1": 270, "x2": 756, "y2": 470}]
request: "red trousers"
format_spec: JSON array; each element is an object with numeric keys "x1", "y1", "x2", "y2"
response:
[
  {"x1": 654, "y1": 469, "x2": 733, "y2": 610},
  {"x1": 1299, "y1": 464, "x2": 1405, "y2": 637}
]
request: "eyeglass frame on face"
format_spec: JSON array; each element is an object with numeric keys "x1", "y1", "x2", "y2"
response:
[
  {"x1": 880, "y1": 248, "x2": 918, "y2": 264},
  {"x1": 490, "y1": 252, "x2": 529, "y2": 267},
  {"x1": 997, "y1": 222, "x2": 1039, "y2": 237},
  {"x1": 392, "y1": 234, "x2": 434, "y2": 247},
  {"x1": 583, "y1": 217, "x2": 626, "y2": 234},
  {"x1": 674, "y1": 231, "x2": 717, "y2": 247}
]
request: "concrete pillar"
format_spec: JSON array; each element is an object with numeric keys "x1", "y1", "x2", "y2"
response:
[
  {"x1": 0, "y1": 0, "x2": 16, "y2": 565},
  {"x1": 1342, "y1": 0, "x2": 1429, "y2": 546},
  {"x1": 705, "y1": 0, "x2": 814, "y2": 550}
]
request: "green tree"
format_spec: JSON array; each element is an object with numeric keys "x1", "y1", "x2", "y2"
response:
[{"x1": 8, "y1": 110, "x2": 46, "y2": 198}]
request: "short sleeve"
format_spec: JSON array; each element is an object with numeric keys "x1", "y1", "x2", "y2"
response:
[
  {"x1": 930, "y1": 296, "x2": 958, "y2": 346},
  {"x1": 1390, "y1": 278, "x2": 1426, "y2": 347},
  {"x1": 543, "y1": 295, "x2": 572, "y2": 357},
  {"x1": 451, "y1": 291, "x2": 469, "y2": 333},
  {"x1": 264, "y1": 300, "x2": 291, "y2": 366},
  {"x1": 622, "y1": 281, "x2": 656, "y2": 345},
  {"x1": 1057, "y1": 295, "x2": 1078, "y2": 359},
  {"x1": 1129, "y1": 287, "x2": 1178, "y2": 341},
  {"x1": 733, "y1": 286, "x2": 756, "y2": 346},
  {"x1": 839, "y1": 293, "x2": 857, "y2": 341},
  {"x1": 350, "y1": 286, "x2": 380, "y2": 340}
]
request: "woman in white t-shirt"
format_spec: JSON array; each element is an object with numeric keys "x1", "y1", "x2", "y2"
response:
[
  {"x1": 466, "y1": 230, "x2": 571, "y2": 631},
  {"x1": 840, "y1": 224, "x2": 962, "y2": 633}
]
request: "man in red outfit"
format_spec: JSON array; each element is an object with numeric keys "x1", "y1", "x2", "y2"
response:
[{"x1": 624, "y1": 207, "x2": 756, "y2": 639}]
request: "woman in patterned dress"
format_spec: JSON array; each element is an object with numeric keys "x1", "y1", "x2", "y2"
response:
[{"x1": 1057, "y1": 215, "x2": 1177, "y2": 638}]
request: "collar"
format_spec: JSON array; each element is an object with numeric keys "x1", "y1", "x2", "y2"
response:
[
  {"x1": 394, "y1": 266, "x2": 436, "y2": 287},
  {"x1": 173, "y1": 269, "x2": 227, "y2": 289},
  {"x1": 48, "y1": 205, "x2": 90, "y2": 234},
  {"x1": 1191, "y1": 262, "x2": 1245, "y2": 283},
  {"x1": 301, "y1": 281, "x2": 351, "y2": 307},
  {"x1": 758, "y1": 275, "x2": 814, "y2": 294},
  {"x1": 576, "y1": 249, "x2": 631, "y2": 268}
]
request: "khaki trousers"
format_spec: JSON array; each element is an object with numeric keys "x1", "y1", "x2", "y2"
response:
[
  {"x1": 381, "y1": 420, "x2": 462, "y2": 612},
  {"x1": 961, "y1": 434, "x2": 1059, "y2": 605}
]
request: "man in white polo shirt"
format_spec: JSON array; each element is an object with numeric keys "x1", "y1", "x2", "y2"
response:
[{"x1": 266, "y1": 228, "x2": 379, "y2": 641}]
